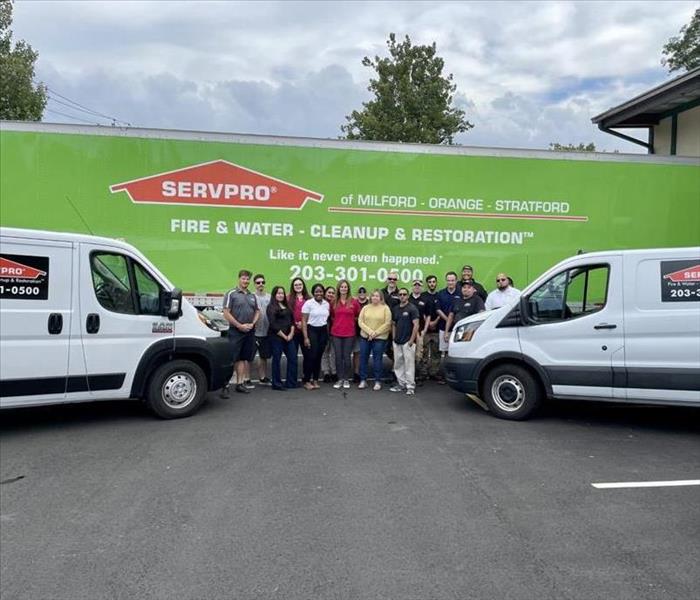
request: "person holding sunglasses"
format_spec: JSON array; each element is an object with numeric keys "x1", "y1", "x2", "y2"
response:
[
  {"x1": 390, "y1": 288, "x2": 420, "y2": 396},
  {"x1": 485, "y1": 272, "x2": 521, "y2": 310}
]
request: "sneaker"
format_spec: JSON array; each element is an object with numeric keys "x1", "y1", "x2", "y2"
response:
[
  {"x1": 406, "y1": 389, "x2": 415, "y2": 396},
  {"x1": 235, "y1": 383, "x2": 250, "y2": 394},
  {"x1": 333, "y1": 380, "x2": 343, "y2": 389},
  {"x1": 312, "y1": 381, "x2": 321, "y2": 389},
  {"x1": 389, "y1": 385, "x2": 405, "y2": 393},
  {"x1": 243, "y1": 380, "x2": 255, "y2": 389},
  {"x1": 358, "y1": 380, "x2": 367, "y2": 389},
  {"x1": 303, "y1": 382, "x2": 315, "y2": 391},
  {"x1": 323, "y1": 373, "x2": 332, "y2": 383},
  {"x1": 373, "y1": 383, "x2": 382, "y2": 391},
  {"x1": 342, "y1": 380, "x2": 350, "y2": 389},
  {"x1": 259, "y1": 377, "x2": 272, "y2": 385},
  {"x1": 219, "y1": 385, "x2": 230, "y2": 399}
]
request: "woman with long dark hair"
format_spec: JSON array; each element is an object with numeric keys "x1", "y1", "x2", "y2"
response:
[
  {"x1": 267, "y1": 286, "x2": 298, "y2": 390},
  {"x1": 330, "y1": 279, "x2": 360, "y2": 389},
  {"x1": 301, "y1": 283, "x2": 330, "y2": 390},
  {"x1": 288, "y1": 277, "x2": 310, "y2": 377}
]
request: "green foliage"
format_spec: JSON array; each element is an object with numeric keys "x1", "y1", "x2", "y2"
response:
[
  {"x1": 662, "y1": 9, "x2": 700, "y2": 72},
  {"x1": 341, "y1": 33, "x2": 473, "y2": 145},
  {"x1": 549, "y1": 142, "x2": 597, "y2": 153},
  {"x1": 0, "y1": 0, "x2": 47, "y2": 120}
]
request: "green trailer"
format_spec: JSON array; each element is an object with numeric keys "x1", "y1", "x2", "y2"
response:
[{"x1": 1, "y1": 121, "x2": 698, "y2": 296}]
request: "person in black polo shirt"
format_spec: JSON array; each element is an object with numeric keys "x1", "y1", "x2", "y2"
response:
[
  {"x1": 391, "y1": 288, "x2": 420, "y2": 396},
  {"x1": 444, "y1": 281, "x2": 485, "y2": 343}
]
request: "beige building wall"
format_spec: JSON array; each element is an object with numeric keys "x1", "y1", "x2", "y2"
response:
[{"x1": 653, "y1": 104, "x2": 700, "y2": 157}]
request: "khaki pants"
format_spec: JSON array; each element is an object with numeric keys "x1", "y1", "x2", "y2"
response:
[
  {"x1": 419, "y1": 331, "x2": 440, "y2": 378},
  {"x1": 393, "y1": 342, "x2": 416, "y2": 391}
]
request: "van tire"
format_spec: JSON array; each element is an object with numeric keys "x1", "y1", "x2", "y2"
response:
[
  {"x1": 146, "y1": 360, "x2": 207, "y2": 419},
  {"x1": 482, "y1": 363, "x2": 541, "y2": 420}
]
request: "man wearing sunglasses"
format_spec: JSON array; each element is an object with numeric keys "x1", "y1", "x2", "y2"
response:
[
  {"x1": 381, "y1": 271, "x2": 401, "y2": 308},
  {"x1": 253, "y1": 274, "x2": 272, "y2": 385},
  {"x1": 485, "y1": 273, "x2": 521, "y2": 310}
]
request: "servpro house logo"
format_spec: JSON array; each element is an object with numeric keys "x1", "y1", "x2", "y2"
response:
[
  {"x1": 109, "y1": 160, "x2": 324, "y2": 210},
  {"x1": 0, "y1": 257, "x2": 47, "y2": 280},
  {"x1": 663, "y1": 264, "x2": 700, "y2": 282}
]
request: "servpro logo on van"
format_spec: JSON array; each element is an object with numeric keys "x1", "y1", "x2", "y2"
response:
[
  {"x1": 110, "y1": 160, "x2": 324, "y2": 210},
  {"x1": 0, "y1": 254, "x2": 49, "y2": 300}
]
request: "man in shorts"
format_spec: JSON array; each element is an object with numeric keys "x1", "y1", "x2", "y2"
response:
[
  {"x1": 221, "y1": 269, "x2": 260, "y2": 397},
  {"x1": 252, "y1": 274, "x2": 272, "y2": 385}
]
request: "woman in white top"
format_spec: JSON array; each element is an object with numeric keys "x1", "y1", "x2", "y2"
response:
[{"x1": 301, "y1": 283, "x2": 331, "y2": 390}]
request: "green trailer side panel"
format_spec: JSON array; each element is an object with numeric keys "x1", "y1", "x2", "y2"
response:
[{"x1": 1, "y1": 129, "x2": 699, "y2": 292}]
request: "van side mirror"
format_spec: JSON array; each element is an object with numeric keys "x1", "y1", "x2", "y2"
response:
[
  {"x1": 160, "y1": 288, "x2": 183, "y2": 320},
  {"x1": 519, "y1": 296, "x2": 531, "y2": 325}
]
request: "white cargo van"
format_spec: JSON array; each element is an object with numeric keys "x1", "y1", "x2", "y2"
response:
[
  {"x1": 445, "y1": 248, "x2": 700, "y2": 420},
  {"x1": 0, "y1": 228, "x2": 233, "y2": 418}
]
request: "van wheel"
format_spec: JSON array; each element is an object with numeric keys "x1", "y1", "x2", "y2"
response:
[
  {"x1": 146, "y1": 360, "x2": 207, "y2": 419},
  {"x1": 482, "y1": 364, "x2": 541, "y2": 420}
]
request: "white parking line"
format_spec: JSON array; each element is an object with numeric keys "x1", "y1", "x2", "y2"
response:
[{"x1": 592, "y1": 480, "x2": 700, "y2": 489}]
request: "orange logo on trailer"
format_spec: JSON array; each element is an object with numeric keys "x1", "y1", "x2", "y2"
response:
[
  {"x1": 0, "y1": 257, "x2": 47, "y2": 280},
  {"x1": 663, "y1": 265, "x2": 700, "y2": 282},
  {"x1": 109, "y1": 160, "x2": 324, "y2": 210}
]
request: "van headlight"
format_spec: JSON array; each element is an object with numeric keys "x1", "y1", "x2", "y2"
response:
[{"x1": 453, "y1": 320, "x2": 483, "y2": 342}]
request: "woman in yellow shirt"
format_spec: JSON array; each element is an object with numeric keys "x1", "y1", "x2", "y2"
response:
[{"x1": 357, "y1": 289, "x2": 392, "y2": 390}]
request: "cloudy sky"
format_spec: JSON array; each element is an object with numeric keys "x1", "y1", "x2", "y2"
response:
[{"x1": 11, "y1": 0, "x2": 697, "y2": 152}]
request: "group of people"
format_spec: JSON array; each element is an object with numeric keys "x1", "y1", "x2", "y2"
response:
[{"x1": 219, "y1": 265, "x2": 520, "y2": 397}]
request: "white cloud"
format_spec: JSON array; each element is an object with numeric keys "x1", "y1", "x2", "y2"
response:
[{"x1": 11, "y1": 0, "x2": 698, "y2": 152}]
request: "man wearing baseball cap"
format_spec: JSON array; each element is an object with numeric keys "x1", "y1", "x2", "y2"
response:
[{"x1": 460, "y1": 265, "x2": 487, "y2": 302}]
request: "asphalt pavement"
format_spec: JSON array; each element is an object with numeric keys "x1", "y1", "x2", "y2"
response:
[{"x1": 1, "y1": 383, "x2": 699, "y2": 600}]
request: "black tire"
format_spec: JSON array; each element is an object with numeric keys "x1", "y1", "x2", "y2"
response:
[
  {"x1": 146, "y1": 360, "x2": 207, "y2": 419},
  {"x1": 481, "y1": 363, "x2": 541, "y2": 420}
]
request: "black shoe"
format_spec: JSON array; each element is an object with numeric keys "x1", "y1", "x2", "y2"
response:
[
  {"x1": 331, "y1": 374, "x2": 339, "y2": 383},
  {"x1": 259, "y1": 377, "x2": 272, "y2": 385},
  {"x1": 243, "y1": 380, "x2": 255, "y2": 389},
  {"x1": 235, "y1": 383, "x2": 250, "y2": 394},
  {"x1": 323, "y1": 374, "x2": 332, "y2": 383},
  {"x1": 219, "y1": 385, "x2": 230, "y2": 399}
]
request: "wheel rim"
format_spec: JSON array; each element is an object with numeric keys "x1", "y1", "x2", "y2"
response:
[
  {"x1": 490, "y1": 374, "x2": 525, "y2": 412},
  {"x1": 161, "y1": 372, "x2": 198, "y2": 409}
]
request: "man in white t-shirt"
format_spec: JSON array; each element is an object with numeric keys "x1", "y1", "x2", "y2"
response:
[{"x1": 485, "y1": 273, "x2": 521, "y2": 310}]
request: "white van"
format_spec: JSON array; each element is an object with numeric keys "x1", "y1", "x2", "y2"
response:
[
  {"x1": 0, "y1": 228, "x2": 233, "y2": 418},
  {"x1": 445, "y1": 248, "x2": 700, "y2": 420}
]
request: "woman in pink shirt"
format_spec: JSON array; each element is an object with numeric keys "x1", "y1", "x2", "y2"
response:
[{"x1": 330, "y1": 279, "x2": 361, "y2": 389}]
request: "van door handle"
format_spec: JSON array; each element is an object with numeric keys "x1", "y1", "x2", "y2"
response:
[
  {"x1": 48, "y1": 313, "x2": 63, "y2": 334},
  {"x1": 86, "y1": 313, "x2": 100, "y2": 334},
  {"x1": 594, "y1": 323, "x2": 617, "y2": 330}
]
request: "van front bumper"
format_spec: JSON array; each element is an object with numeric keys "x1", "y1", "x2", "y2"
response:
[
  {"x1": 206, "y1": 336, "x2": 235, "y2": 391},
  {"x1": 444, "y1": 356, "x2": 480, "y2": 394}
]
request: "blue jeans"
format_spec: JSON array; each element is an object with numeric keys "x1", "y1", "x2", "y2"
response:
[
  {"x1": 269, "y1": 334, "x2": 298, "y2": 388},
  {"x1": 359, "y1": 337, "x2": 387, "y2": 382}
]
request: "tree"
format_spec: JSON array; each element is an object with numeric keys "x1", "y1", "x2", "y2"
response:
[
  {"x1": 548, "y1": 142, "x2": 597, "y2": 152},
  {"x1": 0, "y1": 0, "x2": 47, "y2": 120},
  {"x1": 661, "y1": 9, "x2": 700, "y2": 72},
  {"x1": 341, "y1": 33, "x2": 472, "y2": 145}
]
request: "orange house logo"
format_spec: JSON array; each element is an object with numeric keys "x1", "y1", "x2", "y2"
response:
[
  {"x1": 663, "y1": 264, "x2": 700, "y2": 282},
  {"x1": 110, "y1": 160, "x2": 324, "y2": 210},
  {"x1": 0, "y1": 257, "x2": 47, "y2": 280}
]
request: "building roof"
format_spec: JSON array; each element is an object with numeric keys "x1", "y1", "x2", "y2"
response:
[{"x1": 592, "y1": 67, "x2": 700, "y2": 129}]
